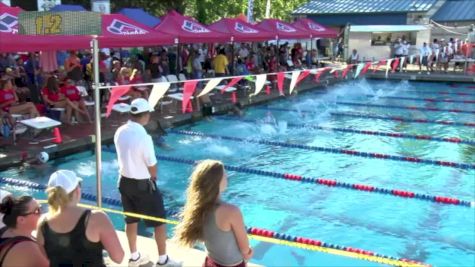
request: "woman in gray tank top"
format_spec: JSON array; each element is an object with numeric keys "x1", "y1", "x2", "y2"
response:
[{"x1": 174, "y1": 160, "x2": 253, "y2": 267}]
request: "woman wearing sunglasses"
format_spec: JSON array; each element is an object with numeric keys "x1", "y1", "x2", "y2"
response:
[
  {"x1": 36, "y1": 170, "x2": 124, "y2": 267},
  {"x1": 0, "y1": 195, "x2": 49, "y2": 267}
]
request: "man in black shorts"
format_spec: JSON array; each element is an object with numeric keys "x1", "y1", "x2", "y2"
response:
[{"x1": 114, "y1": 98, "x2": 181, "y2": 267}]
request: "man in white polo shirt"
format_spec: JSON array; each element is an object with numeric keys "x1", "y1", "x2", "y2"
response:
[{"x1": 114, "y1": 98, "x2": 181, "y2": 267}]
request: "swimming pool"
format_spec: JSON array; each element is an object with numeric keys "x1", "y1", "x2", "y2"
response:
[{"x1": 1, "y1": 79, "x2": 474, "y2": 266}]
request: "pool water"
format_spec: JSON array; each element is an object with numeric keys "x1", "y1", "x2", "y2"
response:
[{"x1": 1, "y1": 80, "x2": 474, "y2": 266}]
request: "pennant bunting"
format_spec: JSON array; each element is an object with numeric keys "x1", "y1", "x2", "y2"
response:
[
  {"x1": 231, "y1": 92, "x2": 237, "y2": 103},
  {"x1": 314, "y1": 67, "x2": 331, "y2": 82},
  {"x1": 372, "y1": 60, "x2": 386, "y2": 73},
  {"x1": 391, "y1": 58, "x2": 400, "y2": 72},
  {"x1": 182, "y1": 80, "x2": 198, "y2": 113},
  {"x1": 198, "y1": 78, "x2": 223, "y2": 97},
  {"x1": 331, "y1": 69, "x2": 339, "y2": 78},
  {"x1": 106, "y1": 85, "x2": 131, "y2": 117},
  {"x1": 148, "y1": 82, "x2": 171, "y2": 109},
  {"x1": 354, "y1": 63, "x2": 365, "y2": 78},
  {"x1": 342, "y1": 65, "x2": 353, "y2": 78},
  {"x1": 276, "y1": 72, "x2": 285, "y2": 95},
  {"x1": 360, "y1": 62, "x2": 373, "y2": 76},
  {"x1": 399, "y1": 57, "x2": 405, "y2": 70},
  {"x1": 252, "y1": 74, "x2": 267, "y2": 96},
  {"x1": 221, "y1": 77, "x2": 242, "y2": 94},
  {"x1": 296, "y1": 69, "x2": 311, "y2": 84},
  {"x1": 288, "y1": 71, "x2": 301, "y2": 95},
  {"x1": 265, "y1": 85, "x2": 271, "y2": 95},
  {"x1": 409, "y1": 55, "x2": 414, "y2": 64}
]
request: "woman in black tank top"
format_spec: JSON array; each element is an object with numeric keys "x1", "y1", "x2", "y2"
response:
[
  {"x1": 36, "y1": 170, "x2": 124, "y2": 267},
  {"x1": 0, "y1": 195, "x2": 49, "y2": 267}
]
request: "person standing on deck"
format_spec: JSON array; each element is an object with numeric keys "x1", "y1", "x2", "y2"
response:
[{"x1": 114, "y1": 98, "x2": 182, "y2": 267}]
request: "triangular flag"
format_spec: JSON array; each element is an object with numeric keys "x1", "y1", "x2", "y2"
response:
[
  {"x1": 314, "y1": 67, "x2": 331, "y2": 82},
  {"x1": 342, "y1": 65, "x2": 353, "y2": 78},
  {"x1": 148, "y1": 82, "x2": 171, "y2": 109},
  {"x1": 391, "y1": 58, "x2": 400, "y2": 72},
  {"x1": 265, "y1": 85, "x2": 271, "y2": 95},
  {"x1": 251, "y1": 74, "x2": 267, "y2": 96},
  {"x1": 277, "y1": 72, "x2": 285, "y2": 95},
  {"x1": 385, "y1": 58, "x2": 394, "y2": 78},
  {"x1": 409, "y1": 55, "x2": 414, "y2": 64},
  {"x1": 399, "y1": 57, "x2": 405, "y2": 71},
  {"x1": 106, "y1": 85, "x2": 131, "y2": 117},
  {"x1": 360, "y1": 62, "x2": 372, "y2": 76},
  {"x1": 354, "y1": 63, "x2": 365, "y2": 78},
  {"x1": 182, "y1": 80, "x2": 198, "y2": 113},
  {"x1": 289, "y1": 71, "x2": 301, "y2": 95},
  {"x1": 331, "y1": 69, "x2": 339, "y2": 78},
  {"x1": 198, "y1": 78, "x2": 223, "y2": 97},
  {"x1": 244, "y1": 75, "x2": 255, "y2": 82},
  {"x1": 372, "y1": 60, "x2": 386, "y2": 73},
  {"x1": 221, "y1": 77, "x2": 242, "y2": 94},
  {"x1": 296, "y1": 69, "x2": 311, "y2": 84}
]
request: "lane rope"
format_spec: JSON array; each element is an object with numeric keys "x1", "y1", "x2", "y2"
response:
[
  {"x1": 366, "y1": 95, "x2": 475, "y2": 104},
  {"x1": 400, "y1": 90, "x2": 475, "y2": 97},
  {"x1": 0, "y1": 177, "x2": 429, "y2": 267},
  {"x1": 215, "y1": 117, "x2": 475, "y2": 145},
  {"x1": 336, "y1": 101, "x2": 475, "y2": 115},
  {"x1": 260, "y1": 107, "x2": 475, "y2": 128},
  {"x1": 169, "y1": 130, "x2": 475, "y2": 170}
]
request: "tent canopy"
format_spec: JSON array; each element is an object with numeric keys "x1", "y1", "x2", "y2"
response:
[
  {"x1": 256, "y1": 18, "x2": 310, "y2": 40},
  {"x1": 292, "y1": 18, "x2": 337, "y2": 38},
  {"x1": 208, "y1": 18, "x2": 274, "y2": 42},
  {"x1": 350, "y1": 25, "x2": 428, "y2": 32},
  {"x1": 49, "y1": 4, "x2": 86, "y2": 11},
  {"x1": 154, "y1": 10, "x2": 229, "y2": 44},
  {"x1": 118, "y1": 8, "x2": 161, "y2": 28}
]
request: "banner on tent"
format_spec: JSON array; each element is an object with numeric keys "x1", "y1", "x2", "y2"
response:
[{"x1": 18, "y1": 11, "x2": 101, "y2": 35}]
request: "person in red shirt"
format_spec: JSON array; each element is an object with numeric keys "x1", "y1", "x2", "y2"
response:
[
  {"x1": 60, "y1": 79, "x2": 91, "y2": 123},
  {"x1": 0, "y1": 78, "x2": 39, "y2": 118},
  {"x1": 41, "y1": 76, "x2": 82, "y2": 124}
]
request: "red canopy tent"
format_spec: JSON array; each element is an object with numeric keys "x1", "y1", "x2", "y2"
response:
[
  {"x1": 208, "y1": 18, "x2": 274, "y2": 42},
  {"x1": 292, "y1": 18, "x2": 338, "y2": 39},
  {"x1": 154, "y1": 10, "x2": 229, "y2": 44},
  {"x1": 256, "y1": 19, "x2": 310, "y2": 40},
  {"x1": 98, "y1": 13, "x2": 174, "y2": 47}
]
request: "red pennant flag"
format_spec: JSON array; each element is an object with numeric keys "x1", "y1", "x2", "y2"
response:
[
  {"x1": 372, "y1": 60, "x2": 386, "y2": 73},
  {"x1": 333, "y1": 70, "x2": 339, "y2": 78},
  {"x1": 342, "y1": 65, "x2": 353, "y2": 78},
  {"x1": 265, "y1": 85, "x2": 271, "y2": 95},
  {"x1": 277, "y1": 72, "x2": 285, "y2": 95},
  {"x1": 231, "y1": 91, "x2": 237, "y2": 103},
  {"x1": 221, "y1": 77, "x2": 242, "y2": 94},
  {"x1": 361, "y1": 62, "x2": 373, "y2": 75},
  {"x1": 182, "y1": 80, "x2": 198, "y2": 113},
  {"x1": 391, "y1": 58, "x2": 400, "y2": 72},
  {"x1": 314, "y1": 67, "x2": 331, "y2": 82},
  {"x1": 296, "y1": 69, "x2": 311, "y2": 85},
  {"x1": 106, "y1": 85, "x2": 131, "y2": 117}
]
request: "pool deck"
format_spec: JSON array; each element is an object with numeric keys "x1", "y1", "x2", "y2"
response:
[
  {"x1": 105, "y1": 230, "x2": 261, "y2": 267},
  {"x1": 0, "y1": 70, "x2": 474, "y2": 171}
]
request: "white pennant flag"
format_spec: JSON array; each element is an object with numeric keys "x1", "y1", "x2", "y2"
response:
[
  {"x1": 198, "y1": 78, "x2": 223, "y2": 97},
  {"x1": 251, "y1": 74, "x2": 267, "y2": 96},
  {"x1": 399, "y1": 57, "x2": 405, "y2": 70},
  {"x1": 385, "y1": 58, "x2": 393, "y2": 78},
  {"x1": 354, "y1": 63, "x2": 365, "y2": 78},
  {"x1": 409, "y1": 55, "x2": 414, "y2": 64},
  {"x1": 288, "y1": 71, "x2": 301, "y2": 95},
  {"x1": 148, "y1": 82, "x2": 171, "y2": 109}
]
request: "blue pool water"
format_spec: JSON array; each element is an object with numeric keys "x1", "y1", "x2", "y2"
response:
[{"x1": 1, "y1": 80, "x2": 474, "y2": 266}]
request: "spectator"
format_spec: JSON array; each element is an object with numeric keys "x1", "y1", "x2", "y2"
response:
[
  {"x1": 174, "y1": 160, "x2": 252, "y2": 267},
  {"x1": 0, "y1": 78, "x2": 39, "y2": 118},
  {"x1": 60, "y1": 79, "x2": 92, "y2": 123},
  {"x1": 238, "y1": 44, "x2": 249, "y2": 60},
  {"x1": 349, "y1": 49, "x2": 359, "y2": 64},
  {"x1": 36, "y1": 170, "x2": 124, "y2": 266},
  {"x1": 42, "y1": 76, "x2": 83, "y2": 124},
  {"x1": 64, "y1": 51, "x2": 82, "y2": 82},
  {"x1": 192, "y1": 50, "x2": 203, "y2": 80},
  {"x1": 213, "y1": 49, "x2": 229, "y2": 77},
  {"x1": 0, "y1": 195, "x2": 49, "y2": 267},
  {"x1": 419, "y1": 42, "x2": 432, "y2": 74}
]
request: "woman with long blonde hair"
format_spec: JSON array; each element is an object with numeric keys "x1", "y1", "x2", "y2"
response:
[
  {"x1": 36, "y1": 170, "x2": 124, "y2": 266},
  {"x1": 175, "y1": 160, "x2": 253, "y2": 267}
]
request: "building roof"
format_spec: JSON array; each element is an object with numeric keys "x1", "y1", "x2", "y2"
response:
[
  {"x1": 350, "y1": 25, "x2": 428, "y2": 32},
  {"x1": 432, "y1": 0, "x2": 475, "y2": 22},
  {"x1": 293, "y1": 0, "x2": 438, "y2": 15}
]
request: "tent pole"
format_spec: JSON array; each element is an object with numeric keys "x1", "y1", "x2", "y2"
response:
[{"x1": 92, "y1": 37, "x2": 102, "y2": 208}]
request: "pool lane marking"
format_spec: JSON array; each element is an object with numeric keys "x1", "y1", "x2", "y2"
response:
[
  {"x1": 401, "y1": 90, "x2": 475, "y2": 97},
  {"x1": 260, "y1": 107, "x2": 475, "y2": 128},
  {"x1": 215, "y1": 117, "x2": 475, "y2": 145},
  {"x1": 366, "y1": 95, "x2": 475, "y2": 104},
  {"x1": 336, "y1": 101, "x2": 475, "y2": 114},
  {"x1": 0, "y1": 178, "x2": 428, "y2": 267}
]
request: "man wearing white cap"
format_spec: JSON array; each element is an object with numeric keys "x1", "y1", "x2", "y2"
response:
[{"x1": 114, "y1": 98, "x2": 181, "y2": 267}]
